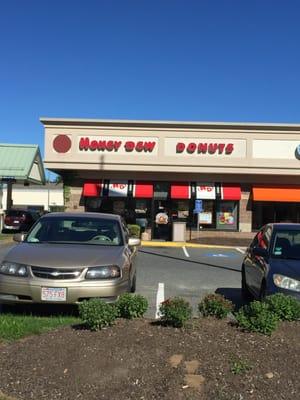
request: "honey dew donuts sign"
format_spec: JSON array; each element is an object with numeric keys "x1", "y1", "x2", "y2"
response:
[{"x1": 78, "y1": 136, "x2": 158, "y2": 155}]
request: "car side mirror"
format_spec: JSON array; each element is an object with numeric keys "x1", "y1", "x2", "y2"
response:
[
  {"x1": 252, "y1": 246, "x2": 268, "y2": 258},
  {"x1": 13, "y1": 233, "x2": 26, "y2": 242},
  {"x1": 128, "y1": 237, "x2": 141, "y2": 247}
]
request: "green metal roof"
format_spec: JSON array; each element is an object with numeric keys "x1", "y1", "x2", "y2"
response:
[{"x1": 0, "y1": 144, "x2": 45, "y2": 184}]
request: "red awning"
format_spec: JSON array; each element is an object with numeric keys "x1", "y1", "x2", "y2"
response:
[
  {"x1": 82, "y1": 182, "x2": 102, "y2": 197},
  {"x1": 170, "y1": 183, "x2": 191, "y2": 199},
  {"x1": 221, "y1": 184, "x2": 241, "y2": 200},
  {"x1": 133, "y1": 181, "x2": 153, "y2": 198}
]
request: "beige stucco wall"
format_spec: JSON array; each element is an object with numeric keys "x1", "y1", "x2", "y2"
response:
[
  {"x1": 41, "y1": 119, "x2": 300, "y2": 233},
  {"x1": 43, "y1": 119, "x2": 300, "y2": 177}
]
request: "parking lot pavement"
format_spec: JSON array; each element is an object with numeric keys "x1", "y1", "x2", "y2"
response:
[
  {"x1": 0, "y1": 242, "x2": 245, "y2": 318},
  {"x1": 0, "y1": 242, "x2": 14, "y2": 262},
  {"x1": 136, "y1": 246, "x2": 245, "y2": 318}
]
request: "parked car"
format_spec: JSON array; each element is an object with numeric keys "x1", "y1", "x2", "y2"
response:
[
  {"x1": 242, "y1": 223, "x2": 300, "y2": 301},
  {"x1": 2, "y1": 209, "x2": 40, "y2": 233},
  {"x1": 0, "y1": 212, "x2": 140, "y2": 305}
]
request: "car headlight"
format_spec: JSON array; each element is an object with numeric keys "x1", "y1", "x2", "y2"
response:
[
  {"x1": 273, "y1": 274, "x2": 300, "y2": 292},
  {"x1": 85, "y1": 266, "x2": 120, "y2": 280},
  {"x1": 0, "y1": 261, "x2": 28, "y2": 277}
]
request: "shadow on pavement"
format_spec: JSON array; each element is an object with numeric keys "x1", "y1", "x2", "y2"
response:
[
  {"x1": 0, "y1": 303, "x2": 79, "y2": 317},
  {"x1": 215, "y1": 287, "x2": 251, "y2": 311}
]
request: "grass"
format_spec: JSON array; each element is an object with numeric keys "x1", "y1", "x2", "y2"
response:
[{"x1": 0, "y1": 313, "x2": 79, "y2": 342}]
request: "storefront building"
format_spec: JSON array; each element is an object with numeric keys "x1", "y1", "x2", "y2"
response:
[{"x1": 42, "y1": 118, "x2": 300, "y2": 240}]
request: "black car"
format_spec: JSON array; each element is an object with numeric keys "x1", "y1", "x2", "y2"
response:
[
  {"x1": 2, "y1": 209, "x2": 40, "y2": 233},
  {"x1": 242, "y1": 223, "x2": 300, "y2": 301}
]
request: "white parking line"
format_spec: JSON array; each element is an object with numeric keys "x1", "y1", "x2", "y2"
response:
[
  {"x1": 155, "y1": 282, "x2": 165, "y2": 319},
  {"x1": 182, "y1": 246, "x2": 190, "y2": 258},
  {"x1": 236, "y1": 247, "x2": 245, "y2": 254}
]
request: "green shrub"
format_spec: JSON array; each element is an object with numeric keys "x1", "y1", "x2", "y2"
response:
[
  {"x1": 264, "y1": 293, "x2": 300, "y2": 321},
  {"x1": 198, "y1": 293, "x2": 234, "y2": 319},
  {"x1": 127, "y1": 224, "x2": 141, "y2": 238},
  {"x1": 78, "y1": 299, "x2": 118, "y2": 331},
  {"x1": 235, "y1": 300, "x2": 279, "y2": 335},
  {"x1": 116, "y1": 293, "x2": 148, "y2": 319},
  {"x1": 159, "y1": 297, "x2": 192, "y2": 328}
]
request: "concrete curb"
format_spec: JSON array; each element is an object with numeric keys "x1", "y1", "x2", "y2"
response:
[
  {"x1": 141, "y1": 241, "x2": 246, "y2": 250},
  {"x1": 0, "y1": 238, "x2": 246, "y2": 251},
  {"x1": 0, "y1": 238, "x2": 13, "y2": 245}
]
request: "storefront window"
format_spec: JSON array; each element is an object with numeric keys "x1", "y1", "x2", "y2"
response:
[
  {"x1": 85, "y1": 197, "x2": 102, "y2": 212},
  {"x1": 198, "y1": 200, "x2": 215, "y2": 229},
  {"x1": 171, "y1": 200, "x2": 189, "y2": 222},
  {"x1": 98, "y1": 198, "x2": 128, "y2": 220},
  {"x1": 192, "y1": 200, "x2": 216, "y2": 230},
  {"x1": 154, "y1": 182, "x2": 170, "y2": 199},
  {"x1": 252, "y1": 202, "x2": 300, "y2": 230},
  {"x1": 135, "y1": 199, "x2": 151, "y2": 231},
  {"x1": 113, "y1": 200, "x2": 126, "y2": 215},
  {"x1": 216, "y1": 201, "x2": 238, "y2": 230}
]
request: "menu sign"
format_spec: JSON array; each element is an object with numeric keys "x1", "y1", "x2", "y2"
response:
[{"x1": 196, "y1": 184, "x2": 216, "y2": 199}]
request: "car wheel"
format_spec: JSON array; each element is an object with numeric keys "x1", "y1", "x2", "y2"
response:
[
  {"x1": 130, "y1": 272, "x2": 136, "y2": 293},
  {"x1": 241, "y1": 266, "x2": 252, "y2": 300}
]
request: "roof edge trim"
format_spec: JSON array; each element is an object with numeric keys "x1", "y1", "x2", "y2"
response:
[{"x1": 40, "y1": 118, "x2": 300, "y2": 131}]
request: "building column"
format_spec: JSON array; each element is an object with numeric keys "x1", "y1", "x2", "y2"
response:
[
  {"x1": 65, "y1": 186, "x2": 85, "y2": 212},
  {"x1": 239, "y1": 188, "x2": 252, "y2": 232},
  {"x1": 6, "y1": 181, "x2": 13, "y2": 210}
]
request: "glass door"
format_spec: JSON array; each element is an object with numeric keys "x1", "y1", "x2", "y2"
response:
[{"x1": 153, "y1": 200, "x2": 171, "y2": 240}]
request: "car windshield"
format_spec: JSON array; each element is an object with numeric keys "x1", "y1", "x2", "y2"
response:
[
  {"x1": 271, "y1": 230, "x2": 300, "y2": 260},
  {"x1": 26, "y1": 216, "x2": 123, "y2": 246}
]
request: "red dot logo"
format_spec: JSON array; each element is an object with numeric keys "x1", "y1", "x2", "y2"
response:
[{"x1": 53, "y1": 135, "x2": 72, "y2": 153}]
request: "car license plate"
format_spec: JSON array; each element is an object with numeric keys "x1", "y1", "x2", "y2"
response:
[{"x1": 41, "y1": 287, "x2": 67, "y2": 302}]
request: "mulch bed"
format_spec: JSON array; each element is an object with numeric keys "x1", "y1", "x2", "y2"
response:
[{"x1": 0, "y1": 318, "x2": 299, "y2": 400}]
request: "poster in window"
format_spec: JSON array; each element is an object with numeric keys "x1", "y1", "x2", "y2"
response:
[
  {"x1": 218, "y1": 211, "x2": 235, "y2": 225},
  {"x1": 199, "y1": 212, "x2": 212, "y2": 224},
  {"x1": 216, "y1": 201, "x2": 238, "y2": 230}
]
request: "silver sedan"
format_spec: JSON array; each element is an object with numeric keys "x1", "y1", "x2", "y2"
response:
[{"x1": 0, "y1": 212, "x2": 140, "y2": 305}]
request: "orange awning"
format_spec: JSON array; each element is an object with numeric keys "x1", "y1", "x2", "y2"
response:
[{"x1": 253, "y1": 186, "x2": 300, "y2": 202}]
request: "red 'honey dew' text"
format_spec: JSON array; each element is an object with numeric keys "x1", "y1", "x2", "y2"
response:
[{"x1": 79, "y1": 137, "x2": 156, "y2": 152}]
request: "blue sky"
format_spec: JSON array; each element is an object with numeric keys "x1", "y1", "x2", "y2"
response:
[{"x1": 0, "y1": 0, "x2": 300, "y2": 155}]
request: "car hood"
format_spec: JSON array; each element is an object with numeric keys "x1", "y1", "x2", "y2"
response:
[
  {"x1": 4, "y1": 243, "x2": 125, "y2": 268},
  {"x1": 270, "y1": 258, "x2": 300, "y2": 280}
]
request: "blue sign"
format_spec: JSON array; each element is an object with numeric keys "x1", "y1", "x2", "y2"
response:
[{"x1": 193, "y1": 199, "x2": 203, "y2": 213}]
